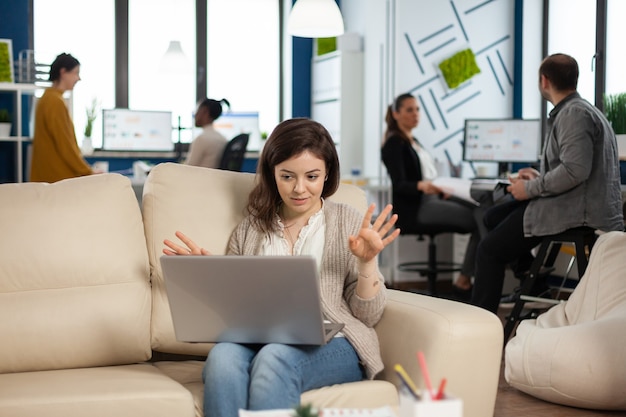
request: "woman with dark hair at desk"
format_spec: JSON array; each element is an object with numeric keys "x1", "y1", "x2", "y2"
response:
[
  {"x1": 30, "y1": 53, "x2": 96, "y2": 183},
  {"x1": 381, "y1": 93, "x2": 479, "y2": 295},
  {"x1": 185, "y1": 98, "x2": 230, "y2": 168}
]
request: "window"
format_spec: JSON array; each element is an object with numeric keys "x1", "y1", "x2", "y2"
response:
[
  {"x1": 206, "y1": 0, "x2": 279, "y2": 151},
  {"x1": 606, "y1": 0, "x2": 626, "y2": 96},
  {"x1": 34, "y1": 0, "x2": 115, "y2": 149},
  {"x1": 33, "y1": 0, "x2": 281, "y2": 150},
  {"x1": 129, "y1": 0, "x2": 196, "y2": 143},
  {"x1": 547, "y1": 0, "x2": 597, "y2": 104}
]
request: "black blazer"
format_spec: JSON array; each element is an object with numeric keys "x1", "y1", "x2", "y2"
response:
[{"x1": 381, "y1": 134, "x2": 425, "y2": 232}]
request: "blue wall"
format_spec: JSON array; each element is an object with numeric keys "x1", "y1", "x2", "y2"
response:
[{"x1": 0, "y1": 0, "x2": 30, "y2": 183}]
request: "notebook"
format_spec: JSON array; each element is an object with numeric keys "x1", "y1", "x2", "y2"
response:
[{"x1": 160, "y1": 255, "x2": 344, "y2": 345}]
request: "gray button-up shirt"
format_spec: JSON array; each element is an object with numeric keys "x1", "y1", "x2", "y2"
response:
[{"x1": 524, "y1": 92, "x2": 624, "y2": 236}]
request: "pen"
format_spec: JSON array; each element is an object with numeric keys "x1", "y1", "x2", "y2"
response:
[
  {"x1": 417, "y1": 351, "x2": 434, "y2": 399},
  {"x1": 435, "y1": 377, "x2": 447, "y2": 400},
  {"x1": 393, "y1": 364, "x2": 421, "y2": 400}
]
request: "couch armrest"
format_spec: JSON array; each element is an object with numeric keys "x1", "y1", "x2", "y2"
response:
[{"x1": 375, "y1": 289, "x2": 502, "y2": 417}]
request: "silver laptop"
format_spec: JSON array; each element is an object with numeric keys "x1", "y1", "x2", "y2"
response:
[{"x1": 160, "y1": 255, "x2": 344, "y2": 345}]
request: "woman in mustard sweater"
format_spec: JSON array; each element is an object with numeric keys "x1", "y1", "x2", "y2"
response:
[{"x1": 30, "y1": 53, "x2": 95, "y2": 183}]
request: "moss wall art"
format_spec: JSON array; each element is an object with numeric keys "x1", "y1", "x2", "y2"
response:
[{"x1": 438, "y1": 48, "x2": 480, "y2": 90}]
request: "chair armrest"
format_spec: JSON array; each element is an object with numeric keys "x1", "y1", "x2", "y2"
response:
[{"x1": 375, "y1": 289, "x2": 503, "y2": 417}]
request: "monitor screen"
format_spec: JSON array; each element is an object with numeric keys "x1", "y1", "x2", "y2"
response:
[
  {"x1": 102, "y1": 109, "x2": 174, "y2": 152},
  {"x1": 213, "y1": 112, "x2": 262, "y2": 151},
  {"x1": 463, "y1": 119, "x2": 541, "y2": 163}
]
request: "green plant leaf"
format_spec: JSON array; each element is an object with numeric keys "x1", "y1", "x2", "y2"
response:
[{"x1": 604, "y1": 92, "x2": 626, "y2": 135}]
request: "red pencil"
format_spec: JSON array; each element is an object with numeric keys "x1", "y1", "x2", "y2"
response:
[
  {"x1": 417, "y1": 351, "x2": 434, "y2": 399},
  {"x1": 435, "y1": 377, "x2": 447, "y2": 400}
]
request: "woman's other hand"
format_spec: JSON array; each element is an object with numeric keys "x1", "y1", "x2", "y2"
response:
[
  {"x1": 348, "y1": 204, "x2": 400, "y2": 263},
  {"x1": 418, "y1": 180, "x2": 442, "y2": 195},
  {"x1": 163, "y1": 230, "x2": 212, "y2": 256}
]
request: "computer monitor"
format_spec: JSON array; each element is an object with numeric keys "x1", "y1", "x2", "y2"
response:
[
  {"x1": 102, "y1": 109, "x2": 174, "y2": 152},
  {"x1": 213, "y1": 112, "x2": 262, "y2": 151},
  {"x1": 463, "y1": 118, "x2": 542, "y2": 163}
]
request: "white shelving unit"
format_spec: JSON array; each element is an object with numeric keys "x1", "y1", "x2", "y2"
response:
[
  {"x1": 0, "y1": 83, "x2": 39, "y2": 182},
  {"x1": 0, "y1": 83, "x2": 73, "y2": 183},
  {"x1": 311, "y1": 51, "x2": 364, "y2": 176}
]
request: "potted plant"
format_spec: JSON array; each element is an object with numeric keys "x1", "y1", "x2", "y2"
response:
[
  {"x1": 604, "y1": 92, "x2": 626, "y2": 158},
  {"x1": 604, "y1": 92, "x2": 626, "y2": 135},
  {"x1": 0, "y1": 108, "x2": 11, "y2": 137},
  {"x1": 81, "y1": 97, "x2": 99, "y2": 155}
]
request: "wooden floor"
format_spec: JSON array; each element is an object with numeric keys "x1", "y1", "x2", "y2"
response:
[{"x1": 493, "y1": 356, "x2": 625, "y2": 417}]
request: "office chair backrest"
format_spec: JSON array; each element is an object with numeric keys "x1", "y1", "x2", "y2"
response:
[{"x1": 219, "y1": 133, "x2": 249, "y2": 172}]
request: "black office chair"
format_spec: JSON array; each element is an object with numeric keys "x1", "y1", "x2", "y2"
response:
[
  {"x1": 397, "y1": 224, "x2": 466, "y2": 296},
  {"x1": 219, "y1": 133, "x2": 249, "y2": 172}
]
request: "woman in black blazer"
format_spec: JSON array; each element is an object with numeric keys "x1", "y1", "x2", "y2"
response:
[{"x1": 381, "y1": 93, "x2": 479, "y2": 294}]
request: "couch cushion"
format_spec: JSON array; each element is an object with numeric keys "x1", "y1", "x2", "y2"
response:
[
  {"x1": 142, "y1": 163, "x2": 368, "y2": 355},
  {"x1": 0, "y1": 363, "x2": 194, "y2": 417},
  {"x1": 0, "y1": 174, "x2": 152, "y2": 373},
  {"x1": 505, "y1": 231, "x2": 626, "y2": 410},
  {"x1": 154, "y1": 360, "x2": 397, "y2": 417}
]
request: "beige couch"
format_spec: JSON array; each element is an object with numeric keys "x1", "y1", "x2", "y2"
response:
[{"x1": 0, "y1": 162, "x2": 503, "y2": 417}]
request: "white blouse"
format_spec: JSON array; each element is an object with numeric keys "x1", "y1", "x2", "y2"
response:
[
  {"x1": 412, "y1": 140, "x2": 438, "y2": 180},
  {"x1": 261, "y1": 201, "x2": 326, "y2": 271}
]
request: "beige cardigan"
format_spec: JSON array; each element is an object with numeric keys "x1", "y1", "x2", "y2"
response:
[{"x1": 227, "y1": 200, "x2": 387, "y2": 379}]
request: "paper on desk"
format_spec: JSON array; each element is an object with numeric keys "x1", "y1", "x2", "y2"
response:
[
  {"x1": 432, "y1": 177, "x2": 479, "y2": 206},
  {"x1": 239, "y1": 406, "x2": 396, "y2": 417}
]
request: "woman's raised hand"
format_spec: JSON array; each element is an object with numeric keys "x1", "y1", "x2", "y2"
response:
[
  {"x1": 348, "y1": 204, "x2": 400, "y2": 263},
  {"x1": 163, "y1": 230, "x2": 212, "y2": 256}
]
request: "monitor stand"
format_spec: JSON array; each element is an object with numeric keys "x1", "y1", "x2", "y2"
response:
[{"x1": 497, "y1": 162, "x2": 511, "y2": 178}]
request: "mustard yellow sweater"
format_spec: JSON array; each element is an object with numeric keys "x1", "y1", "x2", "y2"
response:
[{"x1": 30, "y1": 88, "x2": 92, "y2": 182}]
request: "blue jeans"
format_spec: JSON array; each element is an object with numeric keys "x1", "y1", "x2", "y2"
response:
[{"x1": 202, "y1": 338, "x2": 364, "y2": 417}]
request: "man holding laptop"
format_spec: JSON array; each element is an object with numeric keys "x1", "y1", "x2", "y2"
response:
[{"x1": 163, "y1": 118, "x2": 399, "y2": 417}]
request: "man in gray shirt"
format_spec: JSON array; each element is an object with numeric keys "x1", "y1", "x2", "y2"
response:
[{"x1": 471, "y1": 53, "x2": 624, "y2": 314}]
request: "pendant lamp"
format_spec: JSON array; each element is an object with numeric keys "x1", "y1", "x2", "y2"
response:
[
  {"x1": 159, "y1": 40, "x2": 189, "y2": 74},
  {"x1": 287, "y1": 0, "x2": 345, "y2": 38}
]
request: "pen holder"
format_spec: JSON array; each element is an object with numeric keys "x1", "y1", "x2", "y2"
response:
[{"x1": 398, "y1": 391, "x2": 463, "y2": 417}]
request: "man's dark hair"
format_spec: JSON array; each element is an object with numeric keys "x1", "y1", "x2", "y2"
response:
[{"x1": 539, "y1": 53, "x2": 579, "y2": 91}]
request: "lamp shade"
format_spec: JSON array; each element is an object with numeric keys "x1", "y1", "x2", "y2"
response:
[
  {"x1": 287, "y1": 0, "x2": 345, "y2": 38},
  {"x1": 159, "y1": 40, "x2": 189, "y2": 74}
]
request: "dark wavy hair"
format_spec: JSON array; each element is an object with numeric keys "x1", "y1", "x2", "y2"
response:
[
  {"x1": 383, "y1": 93, "x2": 415, "y2": 144},
  {"x1": 247, "y1": 118, "x2": 340, "y2": 234},
  {"x1": 539, "y1": 53, "x2": 579, "y2": 91},
  {"x1": 198, "y1": 98, "x2": 230, "y2": 121},
  {"x1": 49, "y1": 53, "x2": 80, "y2": 82}
]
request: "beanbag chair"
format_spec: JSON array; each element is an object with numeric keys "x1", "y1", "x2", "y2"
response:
[{"x1": 505, "y1": 231, "x2": 626, "y2": 410}]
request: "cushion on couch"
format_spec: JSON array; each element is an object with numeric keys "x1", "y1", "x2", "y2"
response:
[
  {"x1": 0, "y1": 363, "x2": 195, "y2": 417},
  {"x1": 142, "y1": 163, "x2": 256, "y2": 355},
  {"x1": 505, "y1": 231, "x2": 626, "y2": 410},
  {"x1": 0, "y1": 174, "x2": 152, "y2": 373},
  {"x1": 154, "y1": 359, "x2": 397, "y2": 415}
]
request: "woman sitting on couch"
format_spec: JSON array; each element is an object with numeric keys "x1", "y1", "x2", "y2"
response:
[{"x1": 163, "y1": 118, "x2": 399, "y2": 417}]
